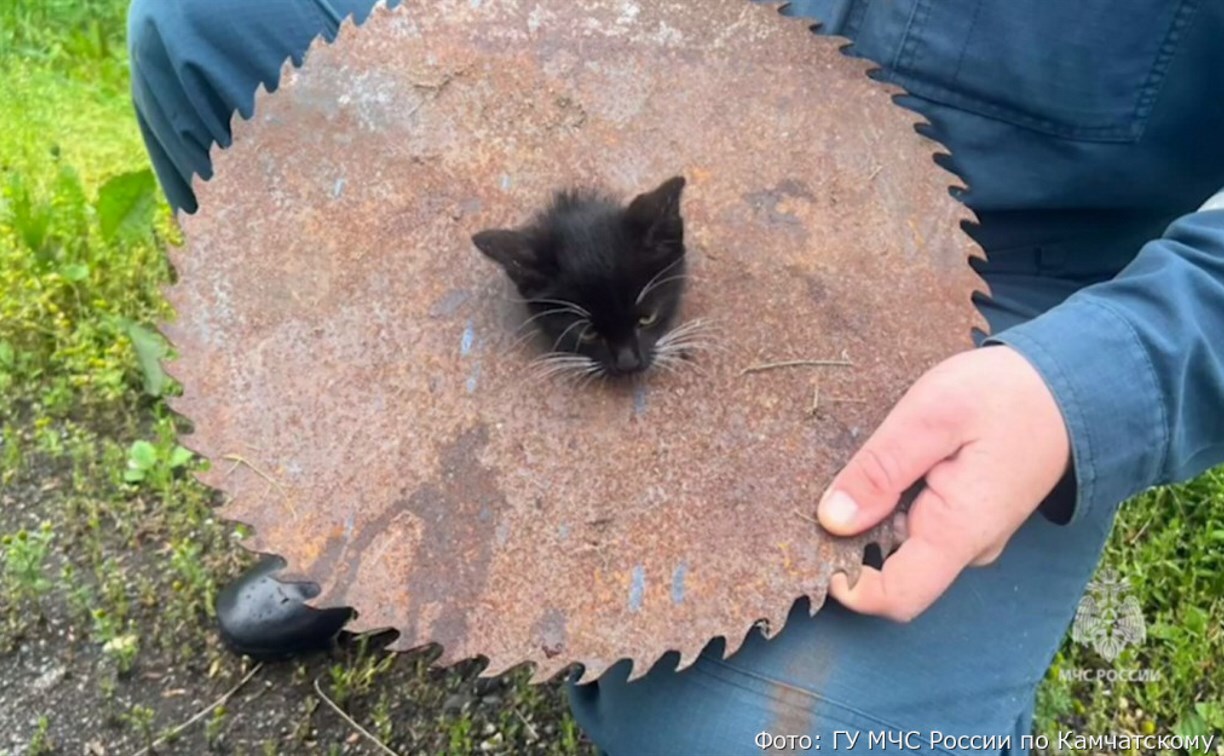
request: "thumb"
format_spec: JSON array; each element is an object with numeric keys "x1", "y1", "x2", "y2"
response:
[{"x1": 818, "y1": 381, "x2": 966, "y2": 535}]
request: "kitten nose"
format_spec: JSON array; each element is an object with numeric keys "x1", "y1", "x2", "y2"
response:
[{"x1": 613, "y1": 345, "x2": 644, "y2": 373}]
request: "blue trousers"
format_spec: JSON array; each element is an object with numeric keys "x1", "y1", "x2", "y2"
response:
[{"x1": 128, "y1": 2, "x2": 1124, "y2": 753}]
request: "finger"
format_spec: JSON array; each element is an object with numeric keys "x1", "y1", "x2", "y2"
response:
[
  {"x1": 830, "y1": 482, "x2": 981, "y2": 621},
  {"x1": 970, "y1": 542, "x2": 1006, "y2": 567},
  {"x1": 818, "y1": 378, "x2": 967, "y2": 535},
  {"x1": 829, "y1": 535, "x2": 968, "y2": 622}
]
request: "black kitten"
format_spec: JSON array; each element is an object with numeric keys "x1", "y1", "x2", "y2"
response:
[{"x1": 472, "y1": 176, "x2": 688, "y2": 377}]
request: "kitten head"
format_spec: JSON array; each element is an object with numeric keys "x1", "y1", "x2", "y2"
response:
[{"x1": 473, "y1": 176, "x2": 688, "y2": 377}]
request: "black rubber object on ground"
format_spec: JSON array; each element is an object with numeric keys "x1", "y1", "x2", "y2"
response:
[{"x1": 215, "y1": 555, "x2": 354, "y2": 660}]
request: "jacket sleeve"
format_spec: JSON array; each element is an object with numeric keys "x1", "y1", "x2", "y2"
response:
[{"x1": 984, "y1": 189, "x2": 1224, "y2": 524}]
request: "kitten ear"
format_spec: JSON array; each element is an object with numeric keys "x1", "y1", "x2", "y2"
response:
[
  {"x1": 472, "y1": 228, "x2": 533, "y2": 268},
  {"x1": 472, "y1": 229, "x2": 547, "y2": 291},
  {"x1": 625, "y1": 176, "x2": 686, "y2": 251}
]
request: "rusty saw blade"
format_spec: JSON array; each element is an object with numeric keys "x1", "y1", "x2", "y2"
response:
[{"x1": 164, "y1": 0, "x2": 986, "y2": 682}]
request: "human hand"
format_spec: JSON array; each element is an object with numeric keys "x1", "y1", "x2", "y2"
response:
[{"x1": 817, "y1": 345, "x2": 1071, "y2": 621}]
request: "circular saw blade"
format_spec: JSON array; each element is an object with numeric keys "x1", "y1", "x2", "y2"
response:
[{"x1": 164, "y1": 0, "x2": 986, "y2": 682}]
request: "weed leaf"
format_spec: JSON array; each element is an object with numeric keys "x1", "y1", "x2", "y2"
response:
[
  {"x1": 123, "y1": 320, "x2": 168, "y2": 397},
  {"x1": 62, "y1": 262, "x2": 89, "y2": 282},
  {"x1": 169, "y1": 445, "x2": 193, "y2": 469},
  {"x1": 128, "y1": 439, "x2": 157, "y2": 471},
  {"x1": 2, "y1": 172, "x2": 52, "y2": 255},
  {"x1": 95, "y1": 169, "x2": 155, "y2": 244}
]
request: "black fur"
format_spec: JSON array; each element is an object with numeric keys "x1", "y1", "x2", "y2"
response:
[{"x1": 473, "y1": 176, "x2": 687, "y2": 376}]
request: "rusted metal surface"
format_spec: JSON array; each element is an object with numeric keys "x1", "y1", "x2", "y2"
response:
[{"x1": 165, "y1": 0, "x2": 986, "y2": 682}]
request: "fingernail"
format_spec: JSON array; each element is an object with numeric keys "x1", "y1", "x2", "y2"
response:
[{"x1": 820, "y1": 490, "x2": 859, "y2": 528}]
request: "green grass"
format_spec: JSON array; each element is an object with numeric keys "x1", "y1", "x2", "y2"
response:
[
  {"x1": 0, "y1": 1, "x2": 589, "y2": 752},
  {"x1": 1, "y1": 1, "x2": 1222, "y2": 754}
]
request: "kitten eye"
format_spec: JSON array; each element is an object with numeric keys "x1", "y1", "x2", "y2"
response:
[
  {"x1": 638, "y1": 312, "x2": 658, "y2": 327},
  {"x1": 579, "y1": 328, "x2": 600, "y2": 343}
]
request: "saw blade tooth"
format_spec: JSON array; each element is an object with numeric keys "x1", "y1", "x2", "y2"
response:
[
  {"x1": 431, "y1": 642, "x2": 471, "y2": 670},
  {"x1": 194, "y1": 464, "x2": 228, "y2": 493},
  {"x1": 163, "y1": 393, "x2": 197, "y2": 424},
  {"x1": 548, "y1": 660, "x2": 586, "y2": 685},
  {"x1": 651, "y1": 649, "x2": 684, "y2": 676},
  {"x1": 157, "y1": 313, "x2": 186, "y2": 350},
  {"x1": 876, "y1": 81, "x2": 909, "y2": 99},
  {"x1": 870, "y1": 532, "x2": 897, "y2": 560},
  {"x1": 162, "y1": 246, "x2": 189, "y2": 283},
  {"x1": 525, "y1": 660, "x2": 551, "y2": 685},
  {"x1": 480, "y1": 654, "x2": 522, "y2": 681},
  {"x1": 240, "y1": 79, "x2": 272, "y2": 142},
  {"x1": 159, "y1": 284, "x2": 196, "y2": 355},
  {"x1": 576, "y1": 662, "x2": 599, "y2": 687},
  {"x1": 758, "y1": 598, "x2": 803, "y2": 645},
  {"x1": 804, "y1": 586, "x2": 833, "y2": 618},
  {"x1": 163, "y1": 398, "x2": 209, "y2": 450},
  {"x1": 835, "y1": 561, "x2": 865, "y2": 592},
  {"x1": 570, "y1": 659, "x2": 611, "y2": 687},
  {"x1": 776, "y1": 5, "x2": 829, "y2": 39},
  {"x1": 333, "y1": 4, "x2": 363, "y2": 36},
  {"x1": 674, "y1": 645, "x2": 703, "y2": 674},
  {"x1": 632, "y1": 644, "x2": 698, "y2": 683},
  {"x1": 192, "y1": 79, "x2": 265, "y2": 209},
  {"x1": 971, "y1": 309, "x2": 993, "y2": 340},
  {"x1": 179, "y1": 441, "x2": 221, "y2": 478},
  {"x1": 367, "y1": 0, "x2": 394, "y2": 21},
  {"x1": 622, "y1": 656, "x2": 649, "y2": 684},
  {"x1": 522, "y1": 657, "x2": 567, "y2": 685},
  {"x1": 728, "y1": 621, "x2": 769, "y2": 660},
  {"x1": 384, "y1": 634, "x2": 428, "y2": 655},
  {"x1": 159, "y1": 352, "x2": 195, "y2": 390},
  {"x1": 720, "y1": 624, "x2": 757, "y2": 662}
]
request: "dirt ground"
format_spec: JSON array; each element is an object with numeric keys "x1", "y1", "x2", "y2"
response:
[{"x1": 0, "y1": 429, "x2": 592, "y2": 756}]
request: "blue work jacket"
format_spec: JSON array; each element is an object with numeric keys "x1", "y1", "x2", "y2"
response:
[{"x1": 785, "y1": 0, "x2": 1224, "y2": 522}]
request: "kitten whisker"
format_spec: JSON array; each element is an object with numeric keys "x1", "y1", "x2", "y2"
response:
[
  {"x1": 521, "y1": 297, "x2": 592, "y2": 318},
  {"x1": 527, "y1": 351, "x2": 603, "y2": 386},
  {"x1": 532, "y1": 365, "x2": 591, "y2": 385},
  {"x1": 551, "y1": 319, "x2": 592, "y2": 352},
  {"x1": 634, "y1": 257, "x2": 687, "y2": 305},
  {"x1": 515, "y1": 307, "x2": 579, "y2": 334},
  {"x1": 533, "y1": 352, "x2": 594, "y2": 364},
  {"x1": 649, "y1": 355, "x2": 681, "y2": 375},
  {"x1": 651, "y1": 317, "x2": 725, "y2": 376},
  {"x1": 530, "y1": 361, "x2": 580, "y2": 377},
  {"x1": 651, "y1": 352, "x2": 707, "y2": 378},
  {"x1": 663, "y1": 316, "x2": 719, "y2": 334},
  {"x1": 656, "y1": 325, "x2": 719, "y2": 357},
  {"x1": 578, "y1": 367, "x2": 605, "y2": 391},
  {"x1": 659, "y1": 341, "x2": 713, "y2": 357},
  {"x1": 660, "y1": 338, "x2": 725, "y2": 359},
  {"x1": 503, "y1": 328, "x2": 543, "y2": 355},
  {"x1": 658, "y1": 327, "x2": 720, "y2": 346},
  {"x1": 503, "y1": 308, "x2": 587, "y2": 356},
  {"x1": 635, "y1": 273, "x2": 689, "y2": 305},
  {"x1": 658, "y1": 339, "x2": 710, "y2": 354},
  {"x1": 659, "y1": 316, "x2": 708, "y2": 333},
  {"x1": 530, "y1": 354, "x2": 595, "y2": 370},
  {"x1": 575, "y1": 322, "x2": 594, "y2": 347},
  {"x1": 531, "y1": 354, "x2": 593, "y2": 367}
]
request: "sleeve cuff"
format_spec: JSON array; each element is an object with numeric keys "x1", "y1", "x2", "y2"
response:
[{"x1": 983, "y1": 296, "x2": 1168, "y2": 525}]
